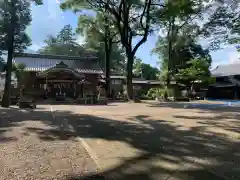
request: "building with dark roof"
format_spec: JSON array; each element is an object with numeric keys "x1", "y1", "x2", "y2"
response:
[
  {"x1": 14, "y1": 53, "x2": 103, "y2": 74},
  {"x1": 13, "y1": 53, "x2": 164, "y2": 102},
  {"x1": 14, "y1": 53, "x2": 104, "y2": 103},
  {"x1": 207, "y1": 64, "x2": 240, "y2": 99}
]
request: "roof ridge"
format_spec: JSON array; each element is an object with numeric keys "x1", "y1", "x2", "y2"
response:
[
  {"x1": 217, "y1": 63, "x2": 240, "y2": 67},
  {"x1": 14, "y1": 53, "x2": 98, "y2": 61}
]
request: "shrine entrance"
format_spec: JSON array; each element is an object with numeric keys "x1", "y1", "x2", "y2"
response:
[
  {"x1": 47, "y1": 80, "x2": 77, "y2": 98},
  {"x1": 36, "y1": 62, "x2": 85, "y2": 100}
]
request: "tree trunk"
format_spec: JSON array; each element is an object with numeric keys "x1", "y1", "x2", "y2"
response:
[
  {"x1": 166, "y1": 17, "x2": 175, "y2": 99},
  {"x1": 126, "y1": 52, "x2": 134, "y2": 100},
  {"x1": 166, "y1": 35, "x2": 172, "y2": 95},
  {"x1": 104, "y1": 44, "x2": 111, "y2": 99},
  {"x1": 1, "y1": 1, "x2": 15, "y2": 107},
  {"x1": 104, "y1": 1, "x2": 111, "y2": 99}
]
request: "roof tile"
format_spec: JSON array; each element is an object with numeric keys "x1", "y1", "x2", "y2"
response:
[
  {"x1": 211, "y1": 64, "x2": 240, "y2": 77},
  {"x1": 14, "y1": 53, "x2": 103, "y2": 74}
]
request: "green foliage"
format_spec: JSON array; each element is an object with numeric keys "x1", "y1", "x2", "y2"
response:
[
  {"x1": 77, "y1": 13, "x2": 124, "y2": 71},
  {"x1": 134, "y1": 88, "x2": 148, "y2": 100},
  {"x1": 147, "y1": 88, "x2": 164, "y2": 99},
  {"x1": 12, "y1": 63, "x2": 26, "y2": 83},
  {"x1": 152, "y1": 1, "x2": 212, "y2": 85},
  {"x1": 202, "y1": 2, "x2": 240, "y2": 51},
  {"x1": 133, "y1": 58, "x2": 159, "y2": 80},
  {"x1": 0, "y1": 0, "x2": 42, "y2": 107},
  {"x1": 57, "y1": 25, "x2": 76, "y2": 44},
  {"x1": 154, "y1": 36, "x2": 212, "y2": 85},
  {"x1": 38, "y1": 25, "x2": 87, "y2": 56},
  {"x1": 61, "y1": 0, "x2": 160, "y2": 99},
  {"x1": 207, "y1": 76, "x2": 216, "y2": 85},
  {"x1": 152, "y1": 0, "x2": 215, "y2": 89},
  {"x1": 147, "y1": 88, "x2": 174, "y2": 99},
  {"x1": 0, "y1": 0, "x2": 42, "y2": 53},
  {"x1": 175, "y1": 58, "x2": 211, "y2": 85}
]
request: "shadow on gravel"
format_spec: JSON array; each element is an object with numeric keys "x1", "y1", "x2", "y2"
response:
[
  {"x1": 0, "y1": 104, "x2": 239, "y2": 180},
  {"x1": 173, "y1": 113, "x2": 240, "y2": 135}
]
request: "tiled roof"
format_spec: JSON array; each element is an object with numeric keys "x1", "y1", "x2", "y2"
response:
[
  {"x1": 13, "y1": 53, "x2": 103, "y2": 74},
  {"x1": 211, "y1": 64, "x2": 240, "y2": 77},
  {"x1": 211, "y1": 83, "x2": 235, "y2": 87}
]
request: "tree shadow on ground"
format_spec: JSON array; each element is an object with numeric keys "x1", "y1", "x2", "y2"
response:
[
  {"x1": 173, "y1": 113, "x2": 240, "y2": 134},
  {"x1": 0, "y1": 105, "x2": 239, "y2": 180},
  {"x1": 0, "y1": 106, "x2": 54, "y2": 142}
]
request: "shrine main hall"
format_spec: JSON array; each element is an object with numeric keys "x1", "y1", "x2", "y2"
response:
[{"x1": 14, "y1": 53, "x2": 106, "y2": 104}]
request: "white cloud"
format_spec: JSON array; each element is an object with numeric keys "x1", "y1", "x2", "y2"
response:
[
  {"x1": 228, "y1": 51, "x2": 240, "y2": 64},
  {"x1": 28, "y1": 42, "x2": 46, "y2": 52},
  {"x1": 55, "y1": 0, "x2": 61, "y2": 4},
  {"x1": 75, "y1": 35, "x2": 85, "y2": 45}
]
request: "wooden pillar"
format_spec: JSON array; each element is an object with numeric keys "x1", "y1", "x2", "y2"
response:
[
  {"x1": 45, "y1": 76, "x2": 48, "y2": 98},
  {"x1": 234, "y1": 85, "x2": 238, "y2": 100},
  {"x1": 74, "y1": 81, "x2": 76, "y2": 97},
  {"x1": 82, "y1": 84, "x2": 84, "y2": 98}
]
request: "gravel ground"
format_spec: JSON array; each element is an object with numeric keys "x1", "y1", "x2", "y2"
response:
[
  {"x1": 50, "y1": 102, "x2": 240, "y2": 180},
  {"x1": 0, "y1": 102, "x2": 239, "y2": 180},
  {"x1": 0, "y1": 108, "x2": 98, "y2": 180}
]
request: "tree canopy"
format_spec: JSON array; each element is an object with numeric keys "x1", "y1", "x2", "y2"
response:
[
  {"x1": 133, "y1": 58, "x2": 159, "y2": 80},
  {"x1": 38, "y1": 25, "x2": 87, "y2": 56},
  {"x1": 175, "y1": 58, "x2": 211, "y2": 85},
  {"x1": 61, "y1": 0, "x2": 161, "y2": 99},
  {"x1": 202, "y1": 1, "x2": 240, "y2": 51},
  {"x1": 0, "y1": 0, "x2": 42, "y2": 53},
  {"x1": 77, "y1": 13, "x2": 125, "y2": 72},
  {"x1": 0, "y1": 0, "x2": 42, "y2": 107},
  {"x1": 153, "y1": 28, "x2": 212, "y2": 85}
]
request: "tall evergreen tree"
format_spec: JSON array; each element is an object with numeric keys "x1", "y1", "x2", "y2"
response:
[
  {"x1": 38, "y1": 25, "x2": 86, "y2": 56},
  {"x1": 77, "y1": 13, "x2": 124, "y2": 97},
  {"x1": 0, "y1": 0, "x2": 42, "y2": 107},
  {"x1": 57, "y1": 24, "x2": 76, "y2": 44}
]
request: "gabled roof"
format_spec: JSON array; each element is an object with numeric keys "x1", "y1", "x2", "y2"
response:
[
  {"x1": 211, "y1": 63, "x2": 240, "y2": 77},
  {"x1": 13, "y1": 53, "x2": 103, "y2": 74}
]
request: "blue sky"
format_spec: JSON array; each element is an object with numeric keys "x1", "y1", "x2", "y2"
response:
[{"x1": 26, "y1": 0, "x2": 240, "y2": 69}]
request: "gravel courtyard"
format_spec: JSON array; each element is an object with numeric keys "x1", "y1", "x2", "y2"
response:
[{"x1": 0, "y1": 101, "x2": 239, "y2": 180}]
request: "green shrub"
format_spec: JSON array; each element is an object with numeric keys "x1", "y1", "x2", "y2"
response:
[
  {"x1": 147, "y1": 88, "x2": 164, "y2": 99},
  {"x1": 147, "y1": 87, "x2": 175, "y2": 99},
  {"x1": 166, "y1": 88, "x2": 175, "y2": 97}
]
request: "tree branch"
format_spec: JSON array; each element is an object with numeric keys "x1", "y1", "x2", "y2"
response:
[{"x1": 132, "y1": 0, "x2": 152, "y2": 55}]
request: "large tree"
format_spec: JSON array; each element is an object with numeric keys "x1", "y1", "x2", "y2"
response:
[
  {"x1": 153, "y1": 31, "x2": 212, "y2": 87},
  {"x1": 153, "y1": 0, "x2": 212, "y2": 89},
  {"x1": 77, "y1": 13, "x2": 125, "y2": 97},
  {"x1": 61, "y1": 0, "x2": 161, "y2": 100},
  {"x1": 0, "y1": 0, "x2": 42, "y2": 107}
]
